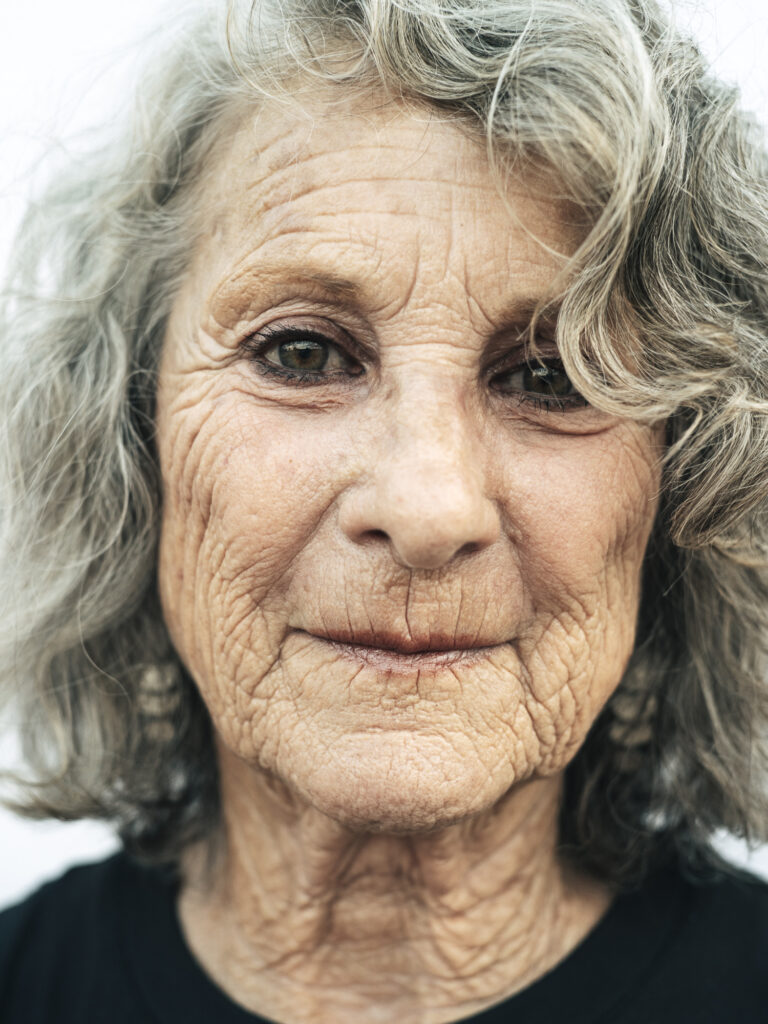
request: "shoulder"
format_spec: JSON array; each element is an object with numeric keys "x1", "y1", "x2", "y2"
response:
[
  {"x1": 629, "y1": 861, "x2": 768, "y2": 1022},
  {"x1": 0, "y1": 852, "x2": 155, "y2": 1023},
  {"x1": 680, "y1": 862, "x2": 768, "y2": 951},
  {"x1": 0, "y1": 852, "x2": 125, "y2": 946},
  {"x1": 0, "y1": 854, "x2": 114, "y2": 958}
]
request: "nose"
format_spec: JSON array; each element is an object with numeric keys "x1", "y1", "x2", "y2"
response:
[{"x1": 338, "y1": 386, "x2": 501, "y2": 570}]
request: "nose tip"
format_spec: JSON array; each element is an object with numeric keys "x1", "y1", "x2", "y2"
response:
[{"x1": 340, "y1": 467, "x2": 501, "y2": 571}]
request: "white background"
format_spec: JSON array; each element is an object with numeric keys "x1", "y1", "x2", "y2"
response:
[{"x1": 1, "y1": 1, "x2": 767, "y2": 908}]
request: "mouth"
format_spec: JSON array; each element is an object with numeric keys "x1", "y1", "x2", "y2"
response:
[{"x1": 300, "y1": 629, "x2": 507, "y2": 671}]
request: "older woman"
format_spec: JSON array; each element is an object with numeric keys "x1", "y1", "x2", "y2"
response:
[{"x1": 1, "y1": 0, "x2": 768, "y2": 1021}]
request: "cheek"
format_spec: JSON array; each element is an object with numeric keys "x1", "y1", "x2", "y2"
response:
[
  {"x1": 498, "y1": 425, "x2": 659, "y2": 771},
  {"x1": 156, "y1": 389, "x2": 352, "y2": 715},
  {"x1": 512, "y1": 432, "x2": 655, "y2": 611}
]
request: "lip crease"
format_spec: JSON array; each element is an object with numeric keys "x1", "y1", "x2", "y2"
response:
[{"x1": 300, "y1": 628, "x2": 506, "y2": 670}]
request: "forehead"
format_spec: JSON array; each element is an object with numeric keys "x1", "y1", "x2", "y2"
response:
[{"x1": 191, "y1": 91, "x2": 586, "y2": 320}]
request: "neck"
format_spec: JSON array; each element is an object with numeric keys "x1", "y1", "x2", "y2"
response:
[{"x1": 178, "y1": 749, "x2": 614, "y2": 1024}]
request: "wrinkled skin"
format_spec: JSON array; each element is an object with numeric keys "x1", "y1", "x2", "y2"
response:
[{"x1": 157, "y1": 93, "x2": 663, "y2": 1023}]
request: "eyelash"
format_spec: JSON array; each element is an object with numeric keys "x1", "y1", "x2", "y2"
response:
[{"x1": 242, "y1": 325, "x2": 588, "y2": 412}]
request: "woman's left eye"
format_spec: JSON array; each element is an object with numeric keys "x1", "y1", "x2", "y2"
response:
[
  {"x1": 245, "y1": 326, "x2": 364, "y2": 382},
  {"x1": 490, "y1": 359, "x2": 587, "y2": 410}
]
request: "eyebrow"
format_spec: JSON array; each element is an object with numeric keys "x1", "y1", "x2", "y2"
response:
[
  {"x1": 302, "y1": 272, "x2": 364, "y2": 302},
  {"x1": 211, "y1": 260, "x2": 562, "y2": 339},
  {"x1": 280, "y1": 271, "x2": 560, "y2": 329}
]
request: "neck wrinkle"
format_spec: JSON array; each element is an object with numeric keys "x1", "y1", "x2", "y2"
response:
[{"x1": 178, "y1": 758, "x2": 614, "y2": 1023}]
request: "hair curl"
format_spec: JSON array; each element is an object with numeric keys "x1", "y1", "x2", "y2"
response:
[{"x1": 1, "y1": 0, "x2": 767, "y2": 889}]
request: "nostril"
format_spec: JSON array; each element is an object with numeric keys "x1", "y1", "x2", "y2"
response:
[
  {"x1": 363, "y1": 529, "x2": 389, "y2": 543},
  {"x1": 457, "y1": 541, "x2": 480, "y2": 558}
]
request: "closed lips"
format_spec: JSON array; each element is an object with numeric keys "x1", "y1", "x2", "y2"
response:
[{"x1": 300, "y1": 629, "x2": 508, "y2": 667}]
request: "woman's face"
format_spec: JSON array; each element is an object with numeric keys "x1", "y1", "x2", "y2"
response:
[{"x1": 157, "y1": 96, "x2": 662, "y2": 833}]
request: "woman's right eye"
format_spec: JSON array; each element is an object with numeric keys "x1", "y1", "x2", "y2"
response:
[
  {"x1": 269, "y1": 337, "x2": 333, "y2": 372},
  {"x1": 245, "y1": 326, "x2": 365, "y2": 383}
]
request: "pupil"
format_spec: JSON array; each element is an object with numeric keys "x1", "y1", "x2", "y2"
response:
[
  {"x1": 525, "y1": 364, "x2": 572, "y2": 396},
  {"x1": 279, "y1": 339, "x2": 328, "y2": 372}
]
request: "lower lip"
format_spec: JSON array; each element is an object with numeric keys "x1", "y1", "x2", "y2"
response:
[{"x1": 318, "y1": 638, "x2": 503, "y2": 673}]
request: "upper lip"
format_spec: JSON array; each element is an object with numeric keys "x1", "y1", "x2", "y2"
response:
[{"x1": 303, "y1": 628, "x2": 504, "y2": 655}]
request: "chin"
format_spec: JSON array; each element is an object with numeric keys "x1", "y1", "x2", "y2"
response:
[{"x1": 290, "y1": 735, "x2": 509, "y2": 835}]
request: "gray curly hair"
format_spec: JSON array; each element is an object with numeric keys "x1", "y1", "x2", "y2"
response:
[{"x1": 1, "y1": 0, "x2": 767, "y2": 889}]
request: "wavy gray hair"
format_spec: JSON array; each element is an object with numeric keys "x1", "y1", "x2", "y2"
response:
[{"x1": 1, "y1": 0, "x2": 767, "y2": 889}]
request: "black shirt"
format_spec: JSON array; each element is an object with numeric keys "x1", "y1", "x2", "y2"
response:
[{"x1": 1, "y1": 850, "x2": 767, "y2": 1022}]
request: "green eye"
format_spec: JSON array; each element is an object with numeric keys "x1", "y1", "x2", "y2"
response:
[
  {"x1": 277, "y1": 339, "x2": 329, "y2": 372},
  {"x1": 523, "y1": 363, "x2": 576, "y2": 397},
  {"x1": 491, "y1": 358, "x2": 587, "y2": 411},
  {"x1": 245, "y1": 324, "x2": 365, "y2": 383}
]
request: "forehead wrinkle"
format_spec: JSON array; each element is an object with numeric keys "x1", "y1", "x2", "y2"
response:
[
  {"x1": 207, "y1": 116, "x2": 552, "y2": 283},
  {"x1": 244, "y1": 127, "x2": 494, "y2": 189},
  {"x1": 244, "y1": 176, "x2": 501, "y2": 236},
  {"x1": 238, "y1": 176, "x2": 574, "y2": 287},
  {"x1": 196, "y1": 105, "x2": 580, "y2": 343},
  {"x1": 234, "y1": 126, "x2": 500, "y2": 228}
]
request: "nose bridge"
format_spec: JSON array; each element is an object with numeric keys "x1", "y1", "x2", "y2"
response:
[
  {"x1": 340, "y1": 373, "x2": 501, "y2": 570},
  {"x1": 385, "y1": 377, "x2": 476, "y2": 493}
]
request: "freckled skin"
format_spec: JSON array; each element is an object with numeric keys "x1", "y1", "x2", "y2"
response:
[{"x1": 157, "y1": 95, "x2": 662, "y2": 1023}]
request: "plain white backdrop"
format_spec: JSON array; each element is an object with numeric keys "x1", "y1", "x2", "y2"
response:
[{"x1": 1, "y1": 0, "x2": 767, "y2": 908}]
